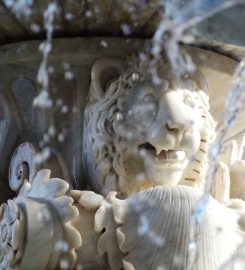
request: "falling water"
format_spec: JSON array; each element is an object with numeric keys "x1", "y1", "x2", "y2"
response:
[
  {"x1": 185, "y1": 50, "x2": 245, "y2": 270},
  {"x1": 150, "y1": 1, "x2": 245, "y2": 269},
  {"x1": 3, "y1": 0, "x2": 33, "y2": 17},
  {"x1": 33, "y1": 2, "x2": 59, "y2": 109},
  {"x1": 1, "y1": 0, "x2": 245, "y2": 269},
  {"x1": 151, "y1": 0, "x2": 243, "y2": 80},
  {"x1": 31, "y1": 2, "x2": 60, "y2": 164},
  {"x1": 206, "y1": 58, "x2": 245, "y2": 193}
]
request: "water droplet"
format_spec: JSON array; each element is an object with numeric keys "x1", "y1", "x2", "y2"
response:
[
  {"x1": 100, "y1": 40, "x2": 108, "y2": 48},
  {"x1": 121, "y1": 23, "x2": 132, "y2": 35}
]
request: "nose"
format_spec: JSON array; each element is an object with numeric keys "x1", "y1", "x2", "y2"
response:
[
  {"x1": 146, "y1": 91, "x2": 195, "y2": 150},
  {"x1": 164, "y1": 92, "x2": 195, "y2": 132}
]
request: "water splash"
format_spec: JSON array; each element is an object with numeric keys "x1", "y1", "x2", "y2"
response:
[
  {"x1": 4, "y1": 0, "x2": 33, "y2": 17},
  {"x1": 187, "y1": 57, "x2": 245, "y2": 270},
  {"x1": 33, "y1": 2, "x2": 59, "y2": 109},
  {"x1": 151, "y1": 0, "x2": 243, "y2": 80},
  {"x1": 31, "y1": 2, "x2": 60, "y2": 165},
  {"x1": 188, "y1": 193, "x2": 210, "y2": 269},
  {"x1": 149, "y1": 2, "x2": 245, "y2": 268},
  {"x1": 205, "y1": 58, "x2": 245, "y2": 193},
  {"x1": 192, "y1": 194, "x2": 210, "y2": 223}
]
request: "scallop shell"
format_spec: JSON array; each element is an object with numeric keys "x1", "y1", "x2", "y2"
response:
[{"x1": 112, "y1": 185, "x2": 244, "y2": 270}]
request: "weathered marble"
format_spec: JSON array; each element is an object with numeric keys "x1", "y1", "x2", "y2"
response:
[
  {"x1": 0, "y1": 38, "x2": 143, "y2": 193},
  {"x1": 0, "y1": 38, "x2": 245, "y2": 270},
  {"x1": 1, "y1": 168, "x2": 244, "y2": 270},
  {"x1": 83, "y1": 55, "x2": 216, "y2": 196}
]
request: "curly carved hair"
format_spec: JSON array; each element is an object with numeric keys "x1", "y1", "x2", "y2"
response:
[{"x1": 83, "y1": 58, "x2": 216, "y2": 197}]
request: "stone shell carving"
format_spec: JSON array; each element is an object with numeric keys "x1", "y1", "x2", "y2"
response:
[
  {"x1": 69, "y1": 185, "x2": 245, "y2": 270},
  {"x1": 111, "y1": 185, "x2": 244, "y2": 270},
  {"x1": 0, "y1": 47, "x2": 244, "y2": 270}
]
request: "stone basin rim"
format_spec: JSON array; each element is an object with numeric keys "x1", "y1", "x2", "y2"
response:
[
  {"x1": 0, "y1": 37, "x2": 243, "y2": 65},
  {"x1": 0, "y1": 37, "x2": 146, "y2": 65}
]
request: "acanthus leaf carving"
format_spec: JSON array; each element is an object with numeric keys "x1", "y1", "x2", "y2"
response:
[{"x1": 0, "y1": 168, "x2": 82, "y2": 270}]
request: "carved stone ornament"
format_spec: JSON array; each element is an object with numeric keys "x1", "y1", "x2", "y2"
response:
[
  {"x1": 0, "y1": 169, "x2": 81, "y2": 270},
  {"x1": 83, "y1": 56, "x2": 217, "y2": 197},
  {"x1": 0, "y1": 40, "x2": 245, "y2": 270},
  {"x1": 1, "y1": 170, "x2": 244, "y2": 270}
]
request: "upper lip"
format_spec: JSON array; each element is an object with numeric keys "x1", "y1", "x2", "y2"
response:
[{"x1": 139, "y1": 142, "x2": 185, "y2": 161}]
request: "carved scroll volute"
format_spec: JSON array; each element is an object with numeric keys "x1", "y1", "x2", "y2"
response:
[
  {"x1": 90, "y1": 57, "x2": 125, "y2": 100},
  {"x1": 9, "y1": 142, "x2": 72, "y2": 195},
  {"x1": 9, "y1": 142, "x2": 40, "y2": 193}
]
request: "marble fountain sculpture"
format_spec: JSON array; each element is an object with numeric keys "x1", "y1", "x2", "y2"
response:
[
  {"x1": 1, "y1": 3, "x2": 245, "y2": 269},
  {"x1": 0, "y1": 41, "x2": 245, "y2": 270}
]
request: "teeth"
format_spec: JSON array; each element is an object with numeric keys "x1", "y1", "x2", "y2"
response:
[
  {"x1": 156, "y1": 150, "x2": 186, "y2": 161},
  {"x1": 176, "y1": 151, "x2": 186, "y2": 161},
  {"x1": 166, "y1": 150, "x2": 177, "y2": 159},
  {"x1": 156, "y1": 147, "x2": 162, "y2": 155},
  {"x1": 157, "y1": 150, "x2": 167, "y2": 159},
  {"x1": 139, "y1": 143, "x2": 186, "y2": 161}
]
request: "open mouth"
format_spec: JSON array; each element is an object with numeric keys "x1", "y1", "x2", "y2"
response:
[{"x1": 139, "y1": 142, "x2": 186, "y2": 161}]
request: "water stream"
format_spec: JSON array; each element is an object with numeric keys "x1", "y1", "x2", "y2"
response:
[{"x1": 2, "y1": 0, "x2": 245, "y2": 269}]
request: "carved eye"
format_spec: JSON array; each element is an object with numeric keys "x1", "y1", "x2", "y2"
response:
[
  {"x1": 183, "y1": 94, "x2": 196, "y2": 109},
  {"x1": 143, "y1": 94, "x2": 155, "y2": 103}
]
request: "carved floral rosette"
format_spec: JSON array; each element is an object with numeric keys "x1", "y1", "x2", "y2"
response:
[
  {"x1": 0, "y1": 169, "x2": 82, "y2": 270},
  {"x1": 0, "y1": 200, "x2": 24, "y2": 269}
]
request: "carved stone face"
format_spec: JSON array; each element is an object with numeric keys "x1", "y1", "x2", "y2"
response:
[
  {"x1": 83, "y1": 58, "x2": 215, "y2": 197},
  {"x1": 115, "y1": 80, "x2": 211, "y2": 192}
]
